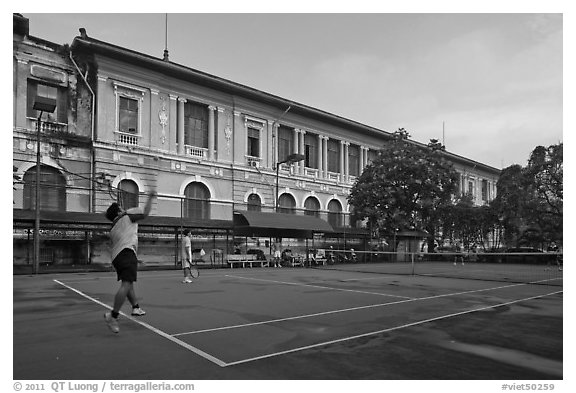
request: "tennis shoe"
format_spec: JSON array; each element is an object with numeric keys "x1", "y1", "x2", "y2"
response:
[
  {"x1": 183, "y1": 277, "x2": 193, "y2": 283},
  {"x1": 104, "y1": 312, "x2": 119, "y2": 333},
  {"x1": 131, "y1": 307, "x2": 146, "y2": 316}
]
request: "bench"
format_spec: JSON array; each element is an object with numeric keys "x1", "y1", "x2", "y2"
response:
[
  {"x1": 309, "y1": 250, "x2": 327, "y2": 266},
  {"x1": 226, "y1": 254, "x2": 269, "y2": 268}
]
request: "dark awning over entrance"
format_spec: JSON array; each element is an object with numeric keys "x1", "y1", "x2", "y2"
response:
[{"x1": 233, "y1": 210, "x2": 333, "y2": 238}]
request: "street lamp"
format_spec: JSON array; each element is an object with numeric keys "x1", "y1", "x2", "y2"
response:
[
  {"x1": 275, "y1": 153, "x2": 305, "y2": 212},
  {"x1": 33, "y1": 96, "x2": 57, "y2": 274}
]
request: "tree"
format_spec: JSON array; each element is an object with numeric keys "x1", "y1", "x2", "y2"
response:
[
  {"x1": 492, "y1": 143, "x2": 563, "y2": 247},
  {"x1": 524, "y1": 143, "x2": 563, "y2": 245},
  {"x1": 491, "y1": 164, "x2": 527, "y2": 246},
  {"x1": 439, "y1": 195, "x2": 500, "y2": 250},
  {"x1": 348, "y1": 129, "x2": 459, "y2": 241}
]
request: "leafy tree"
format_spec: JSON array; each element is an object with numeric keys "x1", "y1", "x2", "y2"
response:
[
  {"x1": 524, "y1": 143, "x2": 563, "y2": 245},
  {"x1": 491, "y1": 164, "x2": 527, "y2": 246},
  {"x1": 348, "y1": 129, "x2": 459, "y2": 243},
  {"x1": 526, "y1": 143, "x2": 563, "y2": 216},
  {"x1": 439, "y1": 195, "x2": 500, "y2": 250},
  {"x1": 492, "y1": 143, "x2": 563, "y2": 247}
]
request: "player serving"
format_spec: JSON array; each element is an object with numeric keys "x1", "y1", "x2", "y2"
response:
[{"x1": 103, "y1": 190, "x2": 157, "y2": 333}]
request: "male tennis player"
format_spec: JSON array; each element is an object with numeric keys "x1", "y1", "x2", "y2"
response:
[
  {"x1": 181, "y1": 229, "x2": 194, "y2": 283},
  {"x1": 103, "y1": 190, "x2": 157, "y2": 334}
]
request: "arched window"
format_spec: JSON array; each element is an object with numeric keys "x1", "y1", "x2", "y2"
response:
[
  {"x1": 118, "y1": 179, "x2": 139, "y2": 209},
  {"x1": 327, "y1": 199, "x2": 343, "y2": 228},
  {"x1": 184, "y1": 182, "x2": 210, "y2": 219},
  {"x1": 304, "y1": 196, "x2": 320, "y2": 217},
  {"x1": 23, "y1": 165, "x2": 66, "y2": 212},
  {"x1": 247, "y1": 193, "x2": 262, "y2": 212},
  {"x1": 277, "y1": 193, "x2": 296, "y2": 214}
]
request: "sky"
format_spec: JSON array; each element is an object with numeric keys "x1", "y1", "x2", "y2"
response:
[{"x1": 10, "y1": 6, "x2": 566, "y2": 171}]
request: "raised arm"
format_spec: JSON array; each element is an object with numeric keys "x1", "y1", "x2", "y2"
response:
[
  {"x1": 127, "y1": 191, "x2": 157, "y2": 222},
  {"x1": 142, "y1": 190, "x2": 157, "y2": 216}
]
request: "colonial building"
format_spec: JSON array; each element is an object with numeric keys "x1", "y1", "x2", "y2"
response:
[{"x1": 13, "y1": 14, "x2": 500, "y2": 270}]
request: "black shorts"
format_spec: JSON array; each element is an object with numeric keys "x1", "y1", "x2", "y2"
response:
[{"x1": 112, "y1": 248, "x2": 138, "y2": 282}]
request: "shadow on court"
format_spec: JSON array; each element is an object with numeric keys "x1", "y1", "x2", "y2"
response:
[{"x1": 13, "y1": 268, "x2": 562, "y2": 380}]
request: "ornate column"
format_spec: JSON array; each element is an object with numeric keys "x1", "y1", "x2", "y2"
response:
[
  {"x1": 293, "y1": 128, "x2": 299, "y2": 160},
  {"x1": 344, "y1": 142, "x2": 350, "y2": 183},
  {"x1": 177, "y1": 97, "x2": 186, "y2": 155},
  {"x1": 168, "y1": 94, "x2": 178, "y2": 153},
  {"x1": 299, "y1": 129, "x2": 306, "y2": 175},
  {"x1": 273, "y1": 123, "x2": 279, "y2": 168},
  {"x1": 339, "y1": 140, "x2": 345, "y2": 182},
  {"x1": 323, "y1": 137, "x2": 328, "y2": 178},
  {"x1": 317, "y1": 134, "x2": 323, "y2": 178},
  {"x1": 208, "y1": 105, "x2": 216, "y2": 161}
]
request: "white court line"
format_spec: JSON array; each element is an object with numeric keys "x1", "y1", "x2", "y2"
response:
[
  {"x1": 53, "y1": 279, "x2": 227, "y2": 368},
  {"x1": 55, "y1": 270, "x2": 227, "y2": 284},
  {"x1": 171, "y1": 276, "x2": 557, "y2": 337},
  {"x1": 223, "y1": 289, "x2": 563, "y2": 367},
  {"x1": 225, "y1": 274, "x2": 414, "y2": 299}
]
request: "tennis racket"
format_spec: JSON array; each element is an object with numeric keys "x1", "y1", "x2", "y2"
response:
[{"x1": 190, "y1": 262, "x2": 200, "y2": 279}]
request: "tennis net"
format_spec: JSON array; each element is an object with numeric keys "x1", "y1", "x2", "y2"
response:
[{"x1": 310, "y1": 250, "x2": 563, "y2": 286}]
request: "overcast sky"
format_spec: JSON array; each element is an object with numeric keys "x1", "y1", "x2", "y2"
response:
[{"x1": 17, "y1": 10, "x2": 564, "y2": 169}]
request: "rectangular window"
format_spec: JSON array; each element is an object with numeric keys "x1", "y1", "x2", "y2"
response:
[
  {"x1": 367, "y1": 150, "x2": 377, "y2": 164},
  {"x1": 327, "y1": 139, "x2": 340, "y2": 173},
  {"x1": 481, "y1": 179, "x2": 488, "y2": 201},
  {"x1": 27, "y1": 80, "x2": 67, "y2": 123},
  {"x1": 348, "y1": 144, "x2": 360, "y2": 176},
  {"x1": 247, "y1": 126, "x2": 260, "y2": 157},
  {"x1": 184, "y1": 102, "x2": 208, "y2": 147},
  {"x1": 278, "y1": 126, "x2": 293, "y2": 163},
  {"x1": 304, "y1": 133, "x2": 318, "y2": 168},
  {"x1": 468, "y1": 180, "x2": 474, "y2": 197},
  {"x1": 119, "y1": 97, "x2": 139, "y2": 134}
]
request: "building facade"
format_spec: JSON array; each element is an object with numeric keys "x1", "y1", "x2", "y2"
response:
[{"x1": 13, "y1": 14, "x2": 500, "y2": 269}]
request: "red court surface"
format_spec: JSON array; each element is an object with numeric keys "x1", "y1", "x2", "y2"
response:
[{"x1": 13, "y1": 267, "x2": 563, "y2": 380}]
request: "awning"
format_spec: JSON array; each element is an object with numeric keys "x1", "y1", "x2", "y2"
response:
[{"x1": 233, "y1": 210, "x2": 333, "y2": 238}]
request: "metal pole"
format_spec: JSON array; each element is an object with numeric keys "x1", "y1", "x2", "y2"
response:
[{"x1": 33, "y1": 111, "x2": 43, "y2": 274}]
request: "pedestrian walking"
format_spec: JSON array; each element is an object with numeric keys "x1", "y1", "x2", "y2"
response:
[{"x1": 181, "y1": 229, "x2": 194, "y2": 283}]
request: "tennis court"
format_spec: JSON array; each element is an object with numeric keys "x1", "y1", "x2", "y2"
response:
[{"x1": 13, "y1": 261, "x2": 563, "y2": 380}]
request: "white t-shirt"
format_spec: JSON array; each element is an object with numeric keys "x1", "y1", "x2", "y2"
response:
[
  {"x1": 181, "y1": 236, "x2": 192, "y2": 260},
  {"x1": 110, "y1": 207, "x2": 142, "y2": 261}
]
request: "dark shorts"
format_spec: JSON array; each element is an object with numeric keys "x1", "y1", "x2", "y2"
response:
[{"x1": 112, "y1": 248, "x2": 138, "y2": 282}]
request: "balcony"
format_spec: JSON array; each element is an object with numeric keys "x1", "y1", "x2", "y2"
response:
[
  {"x1": 327, "y1": 171, "x2": 340, "y2": 182},
  {"x1": 116, "y1": 132, "x2": 139, "y2": 146},
  {"x1": 185, "y1": 145, "x2": 208, "y2": 159},
  {"x1": 304, "y1": 167, "x2": 319, "y2": 178},
  {"x1": 31, "y1": 119, "x2": 68, "y2": 135}
]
